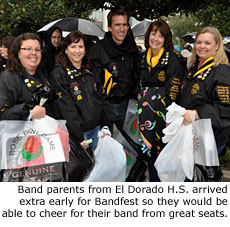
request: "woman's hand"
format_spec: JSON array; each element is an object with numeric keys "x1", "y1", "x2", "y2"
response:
[
  {"x1": 183, "y1": 110, "x2": 198, "y2": 125},
  {"x1": 80, "y1": 140, "x2": 87, "y2": 150},
  {"x1": 30, "y1": 105, "x2": 46, "y2": 119}
]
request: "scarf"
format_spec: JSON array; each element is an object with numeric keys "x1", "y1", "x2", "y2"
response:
[
  {"x1": 146, "y1": 47, "x2": 164, "y2": 71},
  {"x1": 193, "y1": 57, "x2": 214, "y2": 78}
]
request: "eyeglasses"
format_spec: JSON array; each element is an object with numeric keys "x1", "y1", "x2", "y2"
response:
[{"x1": 20, "y1": 47, "x2": 42, "y2": 53}]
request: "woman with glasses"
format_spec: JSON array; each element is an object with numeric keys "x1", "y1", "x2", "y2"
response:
[
  {"x1": 0, "y1": 33, "x2": 56, "y2": 120},
  {"x1": 49, "y1": 31, "x2": 103, "y2": 150}
]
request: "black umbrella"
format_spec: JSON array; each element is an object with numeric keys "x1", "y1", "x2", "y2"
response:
[
  {"x1": 132, "y1": 20, "x2": 152, "y2": 37},
  {"x1": 37, "y1": 17, "x2": 105, "y2": 40},
  {"x1": 182, "y1": 32, "x2": 197, "y2": 43}
]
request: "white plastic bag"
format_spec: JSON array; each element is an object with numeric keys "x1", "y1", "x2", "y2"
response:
[
  {"x1": 0, "y1": 116, "x2": 70, "y2": 182},
  {"x1": 192, "y1": 119, "x2": 219, "y2": 166},
  {"x1": 154, "y1": 124, "x2": 194, "y2": 182},
  {"x1": 113, "y1": 131, "x2": 138, "y2": 178},
  {"x1": 162, "y1": 102, "x2": 186, "y2": 143},
  {"x1": 84, "y1": 127, "x2": 127, "y2": 182},
  {"x1": 123, "y1": 99, "x2": 142, "y2": 145}
]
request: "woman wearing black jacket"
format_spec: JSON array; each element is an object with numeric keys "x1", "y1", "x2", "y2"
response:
[
  {"x1": 138, "y1": 20, "x2": 185, "y2": 181},
  {"x1": 42, "y1": 26, "x2": 62, "y2": 77},
  {"x1": 0, "y1": 33, "x2": 55, "y2": 121},
  {"x1": 180, "y1": 26, "x2": 230, "y2": 155},
  {"x1": 50, "y1": 31, "x2": 102, "y2": 150}
]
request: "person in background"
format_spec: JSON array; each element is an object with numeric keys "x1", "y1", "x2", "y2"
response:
[
  {"x1": 181, "y1": 43, "x2": 193, "y2": 69},
  {"x1": 43, "y1": 26, "x2": 62, "y2": 77},
  {"x1": 137, "y1": 45, "x2": 144, "y2": 54},
  {"x1": 49, "y1": 31, "x2": 102, "y2": 150},
  {"x1": 0, "y1": 37, "x2": 15, "y2": 73},
  {"x1": 90, "y1": 8, "x2": 140, "y2": 134},
  {"x1": 180, "y1": 26, "x2": 230, "y2": 155},
  {"x1": 138, "y1": 19, "x2": 185, "y2": 181},
  {"x1": 0, "y1": 33, "x2": 56, "y2": 121}
]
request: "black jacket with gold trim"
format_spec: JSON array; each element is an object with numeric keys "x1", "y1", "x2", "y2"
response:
[
  {"x1": 180, "y1": 62, "x2": 230, "y2": 147},
  {"x1": 140, "y1": 50, "x2": 185, "y2": 105},
  {"x1": 0, "y1": 69, "x2": 56, "y2": 120},
  {"x1": 90, "y1": 32, "x2": 140, "y2": 101},
  {"x1": 49, "y1": 62, "x2": 102, "y2": 143}
]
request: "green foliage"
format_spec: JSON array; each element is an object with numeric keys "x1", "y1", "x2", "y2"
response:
[
  {"x1": 195, "y1": 2, "x2": 230, "y2": 37},
  {"x1": 220, "y1": 148, "x2": 230, "y2": 163},
  {"x1": 165, "y1": 14, "x2": 203, "y2": 46},
  {"x1": 68, "y1": 0, "x2": 215, "y2": 20},
  {"x1": 0, "y1": 0, "x2": 92, "y2": 39}
]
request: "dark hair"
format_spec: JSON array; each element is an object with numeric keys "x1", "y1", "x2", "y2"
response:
[
  {"x1": 7, "y1": 33, "x2": 42, "y2": 77},
  {"x1": 107, "y1": 9, "x2": 129, "y2": 27},
  {"x1": 57, "y1": 31, "x2": 90, "y2": 69},
  {"x1": 144, "y1": 20, "x2": 174, "y2": 51},
  {"x1": 0, "y1": 37, "x2": 15, "y2": 49}
]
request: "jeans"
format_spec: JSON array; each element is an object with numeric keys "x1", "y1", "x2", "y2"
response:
[
  {"x1": 83, "y1": 125, "x2": 100, "y2": 150},
  {"x1": 148, "y1": 160, "x2": 161, "y2": 182},
  {"x1": 103, "y1": 100, "x2": 129, "y2": 133}
]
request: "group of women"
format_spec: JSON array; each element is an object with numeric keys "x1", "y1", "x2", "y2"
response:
[{"x1": 0, "y1": 19, "x2": 230, "y2": 182}]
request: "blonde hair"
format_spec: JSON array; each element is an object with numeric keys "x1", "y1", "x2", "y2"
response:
[{"x1": 191, "y1": 26, "x2": 229, "y2": 66}]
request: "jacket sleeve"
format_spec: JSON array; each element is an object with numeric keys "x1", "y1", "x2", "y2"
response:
[
  {"x1": 166, "y1": 52, "x2": 185, "y2": 105},
  {"x1": 49, "y1": 67, "x2": 84, "y2": 143},
  {"x1": 196, "y1": 65, "x2": 230, "y2": 130},
  {"x1": 0, "y1": 73, "x2": 29, "y2": 120}
]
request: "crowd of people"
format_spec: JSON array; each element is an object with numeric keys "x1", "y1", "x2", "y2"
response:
[{"x1": 0, "y1": 8, "x2": 230, "y2": 182}]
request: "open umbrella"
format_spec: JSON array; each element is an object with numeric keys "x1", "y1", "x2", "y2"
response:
[
  {"x1": 182, "y1": 32, "x2": 197, "y2": 43},
  {"x1": 37, "y1": 17, "x2": 105, "y2": 40},
  {"x1": 131, "y1": 20, "x2": 152, "y2": 37},
  {"x1": 223, "y1": 36, "x2": 230, "y2": 44}
]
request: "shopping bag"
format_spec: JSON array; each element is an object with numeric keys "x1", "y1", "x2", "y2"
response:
[
  {"x1": 189, "y1": 119, "x2": 222, "y2": 182},
  {"x1": 155, "y1": 103, "x2": 193, "y2": 182},
  {"x1": 162, "y1": 102, "x2": 186, "y2": 143},
  {"x1": 154, "y1": 124, "x2": 194, "y2": 182},
  {"x1": 0, "y1": 116, "x2": 69, "y2": 182},
  {"x1": 191, "y1": 165, "x2": 223, "y2": 182},
  {"x1": 123, "y1": 99, "x2": 142, "y2": 145},
  {"x1": 65, "y1": 134, "x2": 95, "y2": 182},
  {"x1": 113, "y1": 131, "x2": 138, "y2": 178},
  {"x1": 192, "y1": 119, "x2": 219, "y2": 166},
  {"x1": 84, "y1": 127, "x2": 126, "y2": 182}
]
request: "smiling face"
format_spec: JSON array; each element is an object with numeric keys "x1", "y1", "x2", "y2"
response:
[
  {"x1": 108, "y1": 15, "x2": 129, "y2": 45},
  {"x1": 18, "y1": 39, "x2": 42, "y2": 75},
  {"x1": 66, "y1": 38, "x2": 85, "y2": 69},
  {"x1": 195, "y1": 32, "x2": 219, "y2": 63},
  {"x1": 149, "y1": 28, "x2": 165, "y2": 56}
]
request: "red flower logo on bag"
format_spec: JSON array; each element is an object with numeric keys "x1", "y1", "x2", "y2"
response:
[
  {"x1": 21, "y1": 136, "x2": 43, "y2": 161},
  {"x1": 130, "y1": 118, "x2": 138, "y2": 135}
]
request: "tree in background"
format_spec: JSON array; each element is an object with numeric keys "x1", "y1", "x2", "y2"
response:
[
  {"x1": 194, "y1": 2, "x2": 230, "y2": 37},
  {"x1": 165, "y1": 14, "x2": 203, "y2": 47},
  {"x1": 1, "y1": 0, "x2": 228, "y2": 39},
  {"x1": 69, "y1": 0, "x2": 214, "y2": 20},
  {"x1": 0, "y1": 0, "x2": 92, "y2": 38}
]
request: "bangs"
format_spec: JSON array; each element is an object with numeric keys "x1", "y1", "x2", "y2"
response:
[
  {"x1": 152, "y1": 25, "x2": 165, "y2": 38},
  {"x1": 73, "y1": 37, "x2": 81, "y2": 43}
]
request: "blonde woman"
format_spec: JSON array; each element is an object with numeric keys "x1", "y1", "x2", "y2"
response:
[{"x1": 180, "y1": 26, "x2": 230, "y2": 155}]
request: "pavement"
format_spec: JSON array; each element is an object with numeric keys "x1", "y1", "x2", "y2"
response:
[
  {"x1": 222, "y1": 170, "x2": 230, "y2": 181},
  {"x1": 221, "y1": 160, "x2": 230, "y2": 182}
]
